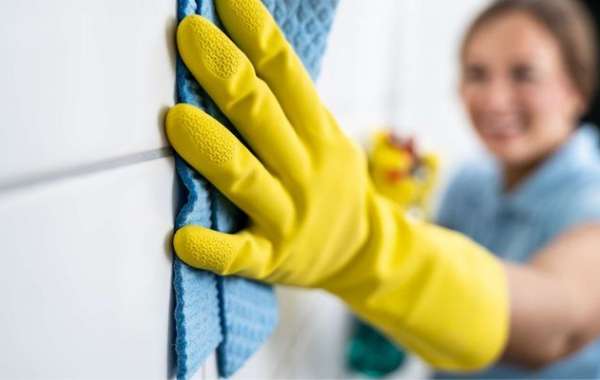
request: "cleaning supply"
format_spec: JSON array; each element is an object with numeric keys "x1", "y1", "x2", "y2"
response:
[
  {"x1": 347, "y1": 318, "x2": 407, "y2": 378},
  {"x1": 369, "y1": 130, "x2": 439, "y2": 217},
  {"x1": 173, "y1": 0, "x2": 339, "y2": 378},
  {"x1": 168, "y1": 0, "x2": 509, "y2": 371},
  {"x1": 347, "y1": 130, "x2": 439, "y2": 377}
]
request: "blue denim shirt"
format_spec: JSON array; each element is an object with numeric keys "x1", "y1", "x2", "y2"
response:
[{"x1": 435, "y1": 126, "x2": 600, "y2": 379}]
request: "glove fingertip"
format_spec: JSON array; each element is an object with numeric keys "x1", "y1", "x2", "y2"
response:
[
  {"x1": 164, "y1": 103, "x2": 195, "y2": 145},
  {"x1": 216, "y1": 0, "x2": 267, "y2": 32},
  {"x1": 173, "y1": 225, "x2": 233, "y2": 275},
  {"x1": 165, "y1": 104, "x2": 234, "y2": 170},
  {"x1": 177, "y1": 13, "x2": 243, "y2": 81}
]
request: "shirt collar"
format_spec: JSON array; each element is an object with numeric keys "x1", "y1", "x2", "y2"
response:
[{"x1": 489, "y1": 125, "x2": 600, "y2": 212}]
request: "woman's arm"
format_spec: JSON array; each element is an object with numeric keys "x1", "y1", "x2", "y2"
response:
[{"x1": 503, "y1": 223, "x2": 600, "y2": 369}]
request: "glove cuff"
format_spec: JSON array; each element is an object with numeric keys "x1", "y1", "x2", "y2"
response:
[{"x1": 324, "y1": 195, "x2": 509, "y2": 372}]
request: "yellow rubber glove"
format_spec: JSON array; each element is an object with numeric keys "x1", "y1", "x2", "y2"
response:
[{"x1": 166, "y1": 0, "x2": 508, "y2": 371}]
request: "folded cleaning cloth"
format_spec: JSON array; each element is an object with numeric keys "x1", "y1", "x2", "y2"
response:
[{"x1": 173, "y1": 0, "x2": 339, "y2": 379}]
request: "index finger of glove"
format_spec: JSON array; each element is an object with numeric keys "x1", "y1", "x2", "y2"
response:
[{"x1": 166, "y1": 103, "x2": 294, "y2": 235}]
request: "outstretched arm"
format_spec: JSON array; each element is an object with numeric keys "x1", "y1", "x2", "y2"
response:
[{"x1": 503, "y1": 224, "x2": 600, "y2": 369}]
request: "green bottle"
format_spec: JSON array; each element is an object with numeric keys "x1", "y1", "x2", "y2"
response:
[{"x1": 346, "y1": 318, "x2": 407, "y2": 378}]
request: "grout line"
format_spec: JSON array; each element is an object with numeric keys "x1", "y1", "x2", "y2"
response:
[{"x1": 0, "y1": 147, "x2": 174, "y2": 194}]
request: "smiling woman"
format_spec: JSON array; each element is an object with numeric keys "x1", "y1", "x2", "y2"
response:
[
  {"x1": 437, "y1": 0, "x2": 600, "y2": 378},
  {"x1": 460, "y1": 0, "x2": 597, "y2": 190}
]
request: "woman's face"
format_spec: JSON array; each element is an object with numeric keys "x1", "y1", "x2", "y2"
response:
[{"x1": 460, "y1": 12, "x2": 584, "y2": 167}]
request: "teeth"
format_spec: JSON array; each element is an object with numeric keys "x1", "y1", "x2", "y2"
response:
[{"x1": 479, "y1": 118, "x2": 523, "y2": 138}]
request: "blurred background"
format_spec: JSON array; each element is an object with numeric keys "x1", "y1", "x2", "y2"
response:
[{"x1": 319, "y1": 0, "x2": 484, "y2": 185}]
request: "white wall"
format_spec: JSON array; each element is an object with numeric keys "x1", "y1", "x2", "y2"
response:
[{"x1": 0, "y1": 1, "x2": 490, "y2": 379}]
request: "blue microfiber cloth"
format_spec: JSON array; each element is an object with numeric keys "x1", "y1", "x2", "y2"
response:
[{"x1": 173, "y1": 0, "x2": 339, "y2": 379}]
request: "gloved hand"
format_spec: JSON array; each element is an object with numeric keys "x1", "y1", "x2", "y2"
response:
[{"x1": 166, "y1": 0, "x2": 508, "y2": 371}]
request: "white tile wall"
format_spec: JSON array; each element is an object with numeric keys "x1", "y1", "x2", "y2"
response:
[
  {"x1": 0, "y1": 0, "x2": 176, "y2": 184},
  {"x1": 0, "y1": 158, "x2": 175, "y2": 379}
]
